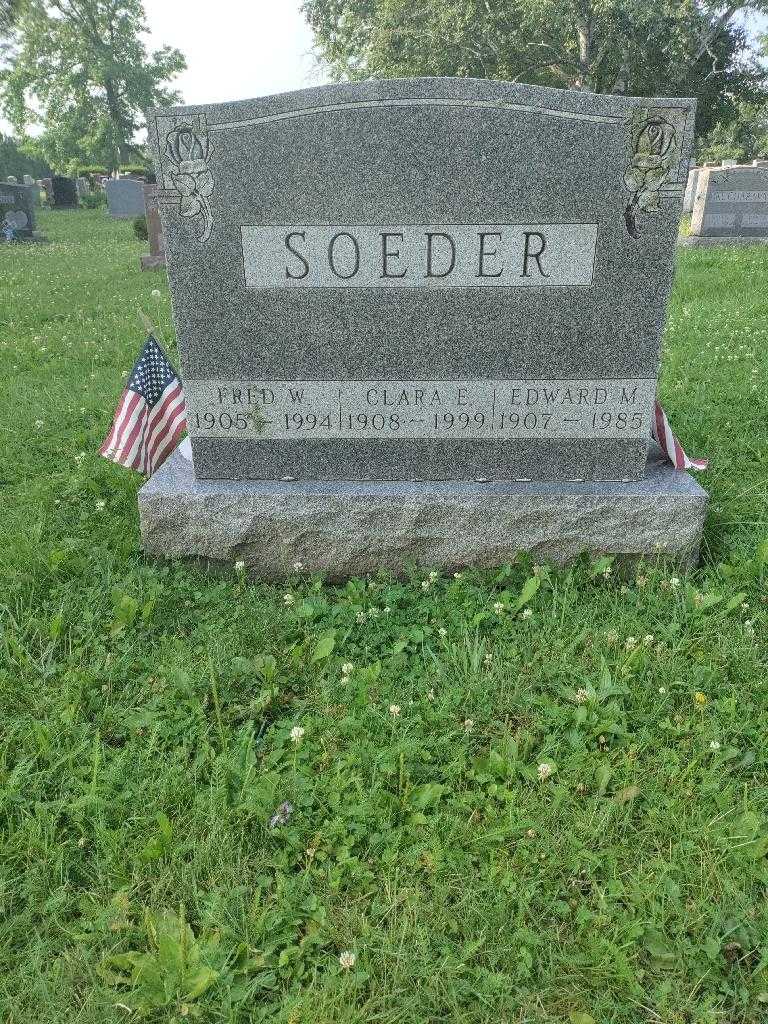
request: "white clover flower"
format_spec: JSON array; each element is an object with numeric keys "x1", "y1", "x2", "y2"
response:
[
  {"x1": 625, "y1": 636, "x2": 637, "y2": 651},
  {"x1": 421, "y1": 579, "x2": 430, "y2": 591},
  {"x1": 234, "y1": 560, "x2": 245, "y2": 572},
  {"x1": 356, "y1": 610, "x2": 366, "y2": 623},
  {"x1": 537, "y1": 762, "x2": 554, "y2": 782},
  {"x1": 463, "y1": 718, "x2": 474, "y2": 733},
  {"x1": 438, "y1": 627, "x2": 448, "y2": 638},
  {"x1": 290, "y1": 725, "x2": 305, "y2": 744},
  {"x1": 709, "y1": 740, "x2": 721, "y2": 751},
  {"x1": 35, "y1": 420, "x2": 44, "y2": 428},
  {"x1": 429, "y1": 570, "x2": 438, "y2": 581},
  {"x1": 427, "y1": 688, "x2": 435, "y2": 701},
  {"x1": 453, "y1": 572, "x2": 463, "y2": 580},
  {"x1": 283, "y1": 593, "x2": 295, "y2": 606},
  {"x1": 636, "y1": 575, "x2": 648, "y2": 588},
  {"x1": 669, "y1": 577, "x2": 681, "y2": 589},
  {"x1": 602, "y1": 566, "x2": 612, "y2": 579},
  {"x1": 341, "y1": 662, "x2": 354, "y2": 676},
  {"x1": 151, "y1": 288, "x2": 162, "y2": 299},
  {"x1": 368, "y1": 606, "x2": 380, "y2": 618},
  {"x1": 574, "y1": 688, "x2": 589, "y2": 704},
  {"x1": 483, "y1": 652, "x2": 493, "y2": 666},
  {"x1": 521, "y1": 607, "x2": 533, "y2": 619},
  {"x1": 389, "y1": 704, "x2": 401, "y2": 717},
  {"x1": 493, "y1": 601, "x2": 505, "y2": 615},
  {"x1": 293, "y1": 561, "x2": 304, "y2": 572},
  {"x1": 339, "y1": 950, "x2": 356, "y2": 969},
  {"x1": 658, "y1": 686, "x2": 666, "y2": 694},
  {"x1": 643, "y1": 634, "x2": 654, "y2": 645},
  {"x1": 95, "y1": 500, "x2": 106, "y2": 511}
]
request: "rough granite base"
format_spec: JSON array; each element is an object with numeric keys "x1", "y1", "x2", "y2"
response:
[{"x1": 138, "y1": 447, "x2": 708, "y2": 578}]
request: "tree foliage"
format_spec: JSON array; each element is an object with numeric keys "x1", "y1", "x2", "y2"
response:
[
  {"x1": 0, "y1": 131, "x2": 51, "y2": 178},
  {"x1": 302, "y1": 0, "x2": 768, "y2": 137},
  {"x1": 0, "y1": 0, "x2": 186, "y2": 171}
]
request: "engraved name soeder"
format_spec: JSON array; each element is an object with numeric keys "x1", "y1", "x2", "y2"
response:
[
  {"x1": 186, "y1": 379, "x2": 655, "y2": 441},
  {"x1": 241, "y1": 223, "x2": 598, "y2": 288}
]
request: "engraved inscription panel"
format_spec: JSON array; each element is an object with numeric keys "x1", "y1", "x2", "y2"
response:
[
  {"x1": 186, "y1": 379, "x2": 655, "y2": 440},
  {"x1": 241, "y1": 224, "x2": 598, "y2": 289},
  {"x1": 703, "y1": 213, "x2": 736, "y2": 228},
  {"x1": 712, "y1": 190, "x2": 768, "y2": 203}
]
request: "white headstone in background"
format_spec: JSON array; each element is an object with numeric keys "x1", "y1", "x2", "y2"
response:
[
  {"x1": 689, "y1": 165, "x2": 768, "y2": 243},
  {"x1": 683, "y1": 167, "x2": 699, "y2": 213}
]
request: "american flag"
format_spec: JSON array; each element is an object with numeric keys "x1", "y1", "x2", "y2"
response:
[
  {"x1": 100, "y1": 335, "x2": 187, "y2": 475},
  {"x1": 652, "y1": 399, "x2": 708, "y2": 471}
]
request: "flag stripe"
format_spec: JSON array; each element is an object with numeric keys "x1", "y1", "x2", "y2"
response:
[
  {"x1": 100, "y1": 335, "x2": 188, "y2": 477},
  {"x1": 651, "y1": 399, "x2": 707, "y2": 472},
  {"x1": 99, "y1": 390, "x2": 140, "y2": 456},
  {"x1": 145, "y1": 389, "x2": 186, "y2": 472},
  {"x1": 148, "y1": 406, "x2": 187, "y2": 474},
  {"x1": 106, "y1": 393, "x2": 146, "y2": 462},
  {"x1": 143, "y1": 384, "x2": 185, "y2": 460}
]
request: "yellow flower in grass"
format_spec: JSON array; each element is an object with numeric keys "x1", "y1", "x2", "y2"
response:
[{"x1": 694, "y1": 691, "x2": 708, "y2": 706}]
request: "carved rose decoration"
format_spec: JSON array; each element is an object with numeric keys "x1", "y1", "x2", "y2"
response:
[
  {"x1": 165, "y1": 125, "x2": 214, "y2": 242},
  {"x1": 624, "y1": 113, "x2": 677, "y2": 239}
]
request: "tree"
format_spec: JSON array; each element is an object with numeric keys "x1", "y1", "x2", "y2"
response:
[
  {"x1": 302, "y1": 0, "x2": 768, "y2": 137},
  {"x1": 1, "y1": 0, "x2": 21, "y2": 33},
  {"x1": 0, "y1": 0, "x2": 186, "y2": 171},
  {"x1": 0, "y1": 130, "x2": 51, "y2": 178}
]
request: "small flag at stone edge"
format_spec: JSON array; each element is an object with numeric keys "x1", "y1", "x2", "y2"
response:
[
  {"x1": 652, "y1": 400, "x2": 708, "y2": 471},
  {"x1": 100, "y1": 334, "x2": 187, "y2": 475}
]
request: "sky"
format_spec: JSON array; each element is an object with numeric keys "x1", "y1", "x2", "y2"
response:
[
  {"x1": 144, "y1": 0, "x2": 329, "y2": 107},
  {"x1": 0, "y1": 0, "x2": 329, "y2": 135}
]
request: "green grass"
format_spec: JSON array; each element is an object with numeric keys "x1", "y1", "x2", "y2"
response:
[{"x1": 1, "y1": 209, "x2": 767, "y2": 1023}]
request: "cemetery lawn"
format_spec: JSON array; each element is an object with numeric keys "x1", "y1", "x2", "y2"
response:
[{"x1": 2, "y1": 209, "x2": 768, "y2": 1024}]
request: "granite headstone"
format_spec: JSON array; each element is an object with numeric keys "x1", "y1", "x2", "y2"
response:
[
  {"x1": 140, "y1": 183, "x2": 166, "y2": 270},
  {"x1": 76, "y1": 176, "x2": 91, "y2": 197},
  {"x1": 51, "y1": 176, "x2": 79, "y2": 209},
  {"x1": 106, "y1": 177, "x2": 145, "y2": 218},
  {"x1": 688, "y1": 165, "x2": 768, "y2": 244},
  {"x1": 0, "y1": 183, "x2": 38, "y2": 241},
  {"x1": 139, "y1": 79, "x2": 706, "y2": 573}
]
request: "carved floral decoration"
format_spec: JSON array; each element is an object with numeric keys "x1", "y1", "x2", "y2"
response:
[
  {"x1": 624, "y1": 111, "x2": 678, "y2": 239},
  {"x1": 165, "y1": 125, "x2": 214, "y2": 242}
]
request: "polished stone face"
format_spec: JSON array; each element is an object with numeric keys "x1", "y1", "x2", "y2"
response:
[
  {"x1": 690, "y1": 166, "x2": 768, "y2": 238},
  {"x1": 106, "y1": 178, "x2": 145, "y2": 219},
  {"x1": 149, "y1": 78, "x2": 695, "y2": 482},
  {"x1": 0, "y1": 183, "x2": 37, "y2": 239},
  {"x1": 51, "y1": 176, "x2": 78, "y2": 209}
]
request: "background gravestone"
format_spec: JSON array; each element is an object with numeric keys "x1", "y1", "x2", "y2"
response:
[
  {"x1": 76, "y1": 176, "x2": 91, "y2": 197},
  {"x1": 0, "y1": 184, "x2": 39, "y2": 241},
  {"x1": 140, "y1": 183, "x2": 166, "y2": 270},
  {"x1": 51, "y1": 176, "x2": 79, "y2": 209},
  {"x1": 139, "y1": 78, "x2": 706, "y2": 573},
  {"x1": 683, "y1": 167, "x2": 699, "y2": 213},
  {"x1": 106, "y1": 177, "x2": 145, "y2": 218},
  {"x1": 687, "y1": 165, "x2": 768, "y2": 245}
]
